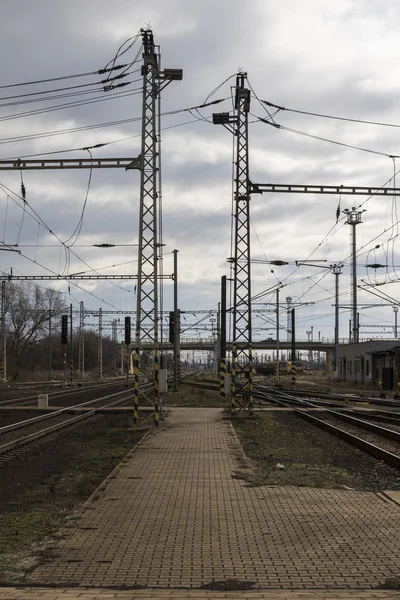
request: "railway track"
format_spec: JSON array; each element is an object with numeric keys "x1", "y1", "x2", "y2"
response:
[
  {"x1": 186, "y1": 378, "x2": 400, "y2": 471},
  {"x1": 0, "y1": 379, "x2": 128, "y2": 408},
  {"x1": 0, "y1": 383, "x2": 153, "y2": 464},
  {"x1": 255, "y1": 384, "x2": 400, "y2": 470}
]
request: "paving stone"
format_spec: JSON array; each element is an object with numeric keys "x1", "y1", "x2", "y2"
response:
[{"x1": 18, "y1": 407, "x2": 400, "y2": 591}]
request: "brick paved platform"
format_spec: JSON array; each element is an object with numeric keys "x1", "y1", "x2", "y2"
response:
[
  {"x1": 0, "y1": 587, "x2": 399, "y2": 599},
  {"x1": 24, "y1": 408, "x2": 400, "y2": 590}
]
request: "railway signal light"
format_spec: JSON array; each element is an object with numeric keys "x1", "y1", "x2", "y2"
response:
[
  {"x1": 61, "y1": 315, "x2": 68, "y2": 345},
  {"x1": 124, "y1": 316, "x2": 131, "y2": 345},
  {"x1": 169, "y1": 311, "x2": 175, "y2": 343}
]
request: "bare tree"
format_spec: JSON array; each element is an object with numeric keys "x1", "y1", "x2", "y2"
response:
[{"x1": 4, "y1": 282, "x2": 64, "y2": 378}]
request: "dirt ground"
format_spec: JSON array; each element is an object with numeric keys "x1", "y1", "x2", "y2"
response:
[
  {"x1": 233, "y1": 410, "x2": 400, "y2": 490},
  {"x1": 0, "y1": 411, "x2": 148, "y2": 584}
]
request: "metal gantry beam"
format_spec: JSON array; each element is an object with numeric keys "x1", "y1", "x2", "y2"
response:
[
  {"x1": 250, "y1": 183, "x2": 400, "y2": 196},
  {"x1": 0, "y1": 275, "x2": 172, "y2": 281},
  {"x1": 0, "y1": 158, "x2": 140, "y2": 170}
]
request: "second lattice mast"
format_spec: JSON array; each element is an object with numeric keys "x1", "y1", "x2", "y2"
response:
[{"x1": 213, "y1": 73, "x2": 253, "y2": 414}]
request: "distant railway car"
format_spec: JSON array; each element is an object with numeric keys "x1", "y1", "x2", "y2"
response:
[
  {"x1": 255, "y1": 362, "x2": 275, "y2": 376},
  {"x1": 277, "y1": 361, "x2": 291, "y2": 374},
  {"x1": 293, "y1": 360, "x2": 303, "y2": 374}
]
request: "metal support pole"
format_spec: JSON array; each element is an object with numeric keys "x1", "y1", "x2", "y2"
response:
[
  {"x1": 276, "y1": 288, "x2": 280, "y2": 384},
  {"x1": 394, "y1": 306, "x2": 399, "y2": 339},
  {"x1": 291, "y1": 308, "x2": 296, "y2": 362},
  {"x1": 63, "y1": 345, "x2": 67, "y2": 387},
  {"x1": 286, "y1": 297, "x2": 292, "y2": 341},
  {"x1": 173, "y1": 248, "x2": 179, "y2": 392},
  {"x1": 127, "y1": 344, "x2": 131, "y2": 388},
  {"x1": 78, "y1": 301, "x2": 84, "y2": 379},
  {"x1": 352, "y1": 224, "x2": 357, "y2": 342},
  {"x1": 133, "y1": 29, "x2": 183, "y2": 426},
  {"x1": 332, "y1": 264, "x2": 342, "y2": 374},
  {"x1": 213, "y1": 73, "x2": 252, "y2": 413},
  {"x1": 69, "y1": 303, "x2": 73, "y2": 385},
  {"x1": 291, "y1": 308, "x2": 296, "y2": 385},
  {"x1": 48, "y1": 306, "x2": 52, "y2": 381},
  {"x1": 112, "y1": 320, "x2": 117, "y2": 374},
  {"x1": 344, "y1": 207, "x2": 363, "y2": 343},
  {"x1": 98, "y1": 308, "x2": 103, "y2": 379},
  {"x1": 1, "y1": 281, "x2": 6, "y2": 382},
  {"x1": 220, "y1": 275, "x2": 227, "y2": 400}
]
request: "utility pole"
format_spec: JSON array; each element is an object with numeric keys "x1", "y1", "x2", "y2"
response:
[
  {"x1": 332, "y1": 264, "x2": 342, "y2": 374},
  {"x1": 213, "y1": 73, "x2": 253, "y2": 415},
  {"x1": 276, "y1": 288, "x2": 280, "y2": 384},
  {"x1": 78, "y1": 301, "x2": 84, "y2": 379},
  {"x1": 306, "y1": 329, "x2": 313, "y2": 368},
  {"x1": 220, "y1": 275, "x2": 227, "y2": 400},
  {"x1": 48, "y1": 304, "x2": 52, "y2": 381},
  {"x1": 69, "y1": 303, "x2": 73, "y2": 385},
  {"x1": 112, "y1": 319, "x2": 117, "y2": 374},
  {"x1": 291, "y1": 308, "x2": 296, "y2": 362},
  {"x1": 297, "y1": 260, "x2": 342, "y2": 373},
  {"x1": 98, "y1": 308, "x2": 103, "y2": 379},
  {"x1": 216, "y1": 303, "x2": 221, "y2": 377},
  {"x1": 1, "y1": 280, "x2": 6, "y2": 382},
  {"x1": 286, "y1": 297, "x2": 292, "y2": 341},
  {"x1": 133, "y1": 29, "x2": 182, "y2": 426},
  {"x1": 291, "y1": 308, "x2": 296, "y2": 385},
  {"x1": 344, "y1": 207, "x2": 364, "y2": 343},
  {"x1": 173, "y1": 248, "x2": 179, "y2": 392}
]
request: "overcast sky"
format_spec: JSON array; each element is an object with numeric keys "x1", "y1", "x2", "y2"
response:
[{"x1": 1, "y1": 0, "x2": 400, "y2": 345}]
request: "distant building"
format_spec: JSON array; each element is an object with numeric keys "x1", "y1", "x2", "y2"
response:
[{"x1": 337, "y1": 340, "x2": 400, "y2": 390}]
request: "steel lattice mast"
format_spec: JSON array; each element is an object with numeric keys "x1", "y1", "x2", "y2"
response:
[
  {"x1": 133, "y1": 29, "x2": 159, "y2": 425},
  {"x1": 134, "y1": 29, "x2": 182, "y2": 426},
  {"x1": 213, "y1": 73, "x2": 253, "y2": 414},
  {"x1": 78, "y1": 301, "x2": 84, "y2": 379}
]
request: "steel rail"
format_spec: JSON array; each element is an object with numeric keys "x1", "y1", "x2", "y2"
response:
[
  {"x1": 0, "y1": 379, "x2": 128, "y2": 407},
  {"x1": 256, "y1": 384, "x2": 400, "y2": 443},
  {"x1": 0, "y1": 388, "x2": 134, "y2": 435},
  {"x1": 255, "y1": 386, "x2": 400, "y2": 469},
  {"x1": 0, "y1": 384, "x2": 154, "y2": 458}
]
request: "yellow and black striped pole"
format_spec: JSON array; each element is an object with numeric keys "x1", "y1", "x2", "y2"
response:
[
  {"x1": 154, "y1": 346, "x2": 159, "y2": 427},
  {"x1": 231, "y1": 344, "x2": 237, "y2": 414},
  {"x1": 133, "y1": 349, "x2": 140, "y2": 425},
  {"x1": 291, "y1": 362, "x2": 297, "y2": 386},
  {"x1": 220, "y1": 357, "x2": 226, "y2": 401},
  {"x1": 69, "y1": 360, "x2": 74, "y2": 386}
]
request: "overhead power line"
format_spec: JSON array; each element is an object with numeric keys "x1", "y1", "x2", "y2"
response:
[
  {"x1": 0, "y1": 97, "x2": 228, "y2": 149},
  {"x1": 256, "y1": 116, "x2": 398, "y2": 159},
  {"x1": 0, "y1": 63, "x2": 129, "y2": 90},
  {"x1": 260, "y1": 99, "x2": 400, "y2": 129},
  {"x1": 0, "y1": 84, "x2": 144, "y2": 123}
]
